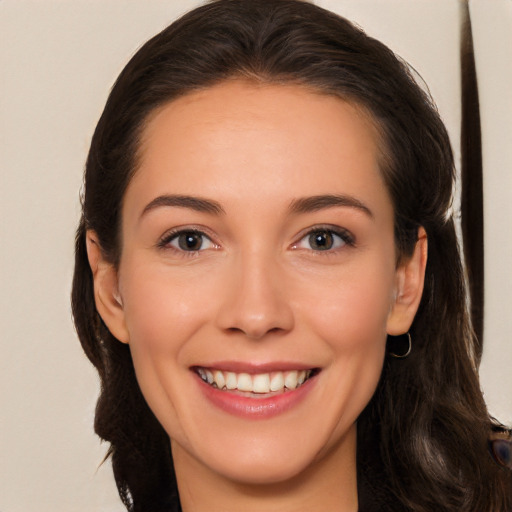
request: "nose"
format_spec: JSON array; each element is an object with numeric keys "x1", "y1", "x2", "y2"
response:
[{"x1": 215, "y1": 251, "x2": 295, "y2": 340}]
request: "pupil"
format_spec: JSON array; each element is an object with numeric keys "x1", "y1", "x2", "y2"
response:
[
  {"x1": 179, "y1": 232, "x2": 202, "y2": 251},
  {"x1": 310, "y1": 231, "x2": 333, "y2": 250}
]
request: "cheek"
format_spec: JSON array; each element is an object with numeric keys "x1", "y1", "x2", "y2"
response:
[
  {"x1": 297, "y1": 263, "x2": 394, "y2": 422},
  {"x1": 118, "y1": 266, "x2": 217, "y2": 436},
  {"x1": 117, "y1": 266, "x2": 219, "y2": 426},
  {"x1": 300, "y1": 263, "x2": 395, "y2": 351},
  {"x1": 121, "y1": 265, "x2": 216, "y2": 354}
]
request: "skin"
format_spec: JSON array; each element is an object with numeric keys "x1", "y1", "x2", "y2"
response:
[{"x1": 87, "y1": 80, "x2": 427, "y2": 512}]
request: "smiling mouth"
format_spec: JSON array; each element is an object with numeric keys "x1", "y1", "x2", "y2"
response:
[{"x1": 194, "y1": 367, "x2": 319, "y2": 395}]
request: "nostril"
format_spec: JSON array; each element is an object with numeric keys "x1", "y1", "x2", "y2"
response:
[
  {"x1": 224, "y1": 325, "x2": 283, "y2": 338},
  {"x1": 222, "y1": 323, "x2": 290, "y2": 341}
]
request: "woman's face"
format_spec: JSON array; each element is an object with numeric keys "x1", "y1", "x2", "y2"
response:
[{"x1": 92, "y1": 80, "x2": 425, "y2": 486}]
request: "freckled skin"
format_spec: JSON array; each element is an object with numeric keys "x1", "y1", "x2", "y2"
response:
[{"x1": 90, "y1": 80, "x2": 426, "y2": 512}]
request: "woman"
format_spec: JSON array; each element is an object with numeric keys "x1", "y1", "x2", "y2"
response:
[{"x1": 72, "y1": 0, "x2": 512, "y2": 510}]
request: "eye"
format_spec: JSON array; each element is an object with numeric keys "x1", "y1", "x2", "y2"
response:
[
  {"x1": 161, "y1": 229, "x2": 215, "y2": 252},
  {"x1": 293, "y1": 228, "x2": 353, "y2": 251}
]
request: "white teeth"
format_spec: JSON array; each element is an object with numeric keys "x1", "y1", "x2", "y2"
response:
[
  {"x1": 253, "y1": 373, "x2": 271, "y2": 393},
  {"x1": 237, "y1": 373, "x2": 253, "y2": 392},
  {"x1": 225, "y1": 372, "x2": 237, "y2": 390},
  {"x1": 269, "y1": 372, "x2": 285, "y2": 391},
  {"x1": 213, "y1": 370, "x2": 225, "y2": 389},
  {"x1": 284, "y1": 371, "x2": 298, "y2": 390},
  {"x1": 197, "y1": 368, "x2": 313, "y2": 393}
]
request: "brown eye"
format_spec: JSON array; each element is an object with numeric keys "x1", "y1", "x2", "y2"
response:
[
  {"x1": 308, "y1": 231, "x2": 334, "y2": 251},
  {"x1": 165, "y1": 230, "x2": 214, "y2": 252},
  {"x1": 292, "y1": 227, "x2": 354, "y2": 252},
  {"x1": 178, "y1": 232, "x2": 203, "y2": 250}
]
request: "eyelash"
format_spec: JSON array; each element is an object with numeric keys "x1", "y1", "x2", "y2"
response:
[
  {"x1": 157, "y1": 225, "x2": 355, "y2": 255},
  {"x1": 292, "y1": 226, "x2": 355, "y2": 253},
  {"x1": 157, "y1": 228, "x2": 218, "y2": 255}
]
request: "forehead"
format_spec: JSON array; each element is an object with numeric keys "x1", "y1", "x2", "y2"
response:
[
  {"x1": 139, "y1": 80, "x2": 381, "y2": 161},
  {"x1": 125, "y1": 80, "x2": 390, "y2": 221}
]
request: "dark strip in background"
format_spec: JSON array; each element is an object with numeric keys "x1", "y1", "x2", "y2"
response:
[{"x1": 460, "y1": 1, "x2": 484, "y2": 361}]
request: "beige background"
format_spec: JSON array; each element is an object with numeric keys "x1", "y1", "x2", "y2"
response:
[{"x1": 1, "y1": 1, "x2": 510, "y2": 510}]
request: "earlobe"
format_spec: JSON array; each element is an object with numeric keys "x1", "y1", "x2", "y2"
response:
[
  {"x1": 86, "y1": 231, "x2": 129, "y2": 343},
  {"x1": 386, "y1": 227, "x2": 428, "y2": 336}
]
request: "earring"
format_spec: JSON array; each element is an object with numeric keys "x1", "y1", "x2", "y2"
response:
[{"x1": 388, "y1": 332, "x2": 412, "y2": 359}]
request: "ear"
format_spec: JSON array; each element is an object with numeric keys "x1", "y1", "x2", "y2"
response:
[
  {"x1": 86, "y1": 230, "x2": 129, "y2": 344},
  {"x1": 386, "y1": 227, "x2": 428, "y2": 335}
]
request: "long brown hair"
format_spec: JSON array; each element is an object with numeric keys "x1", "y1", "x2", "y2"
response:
[{"x1": 72, "y1": 1, "x2": 511, "y2": 510}]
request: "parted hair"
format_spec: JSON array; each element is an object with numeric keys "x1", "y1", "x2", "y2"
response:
[{"x1": 72, "y1": 1, "x2": 512, "y2": 511}]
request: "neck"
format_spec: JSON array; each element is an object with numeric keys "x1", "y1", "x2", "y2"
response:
[{"x1": 173, "y1": 425, "x2": 358, "y2": 512}]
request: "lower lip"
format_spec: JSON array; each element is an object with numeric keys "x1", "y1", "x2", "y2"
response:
[{"x1": 195, "y1": 373, "x2": 317, "y2": 419}]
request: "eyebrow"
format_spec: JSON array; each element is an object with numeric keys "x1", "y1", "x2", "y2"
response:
[
  {"x1": 141, "y1": 194, "x2": 225, "y2": 218},
  {"x1": 289, "y1": 194, "x2": 374, "y2": 218},
  {"x1": 140, "y1": 193, "x2": 372, "y2": 219}
]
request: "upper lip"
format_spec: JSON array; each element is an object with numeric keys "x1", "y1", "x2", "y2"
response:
[{"x1": 191, "y1": 361, "x2": 318, "y2": 374}]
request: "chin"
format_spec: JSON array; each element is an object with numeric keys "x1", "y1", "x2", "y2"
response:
[{"x1": 208, "y1": 451, "x2": 317, "y2": 486}]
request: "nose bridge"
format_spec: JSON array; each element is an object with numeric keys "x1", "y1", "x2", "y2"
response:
[{"x1": 216, "y1": 245, "x2": 294, "y2": 339}]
